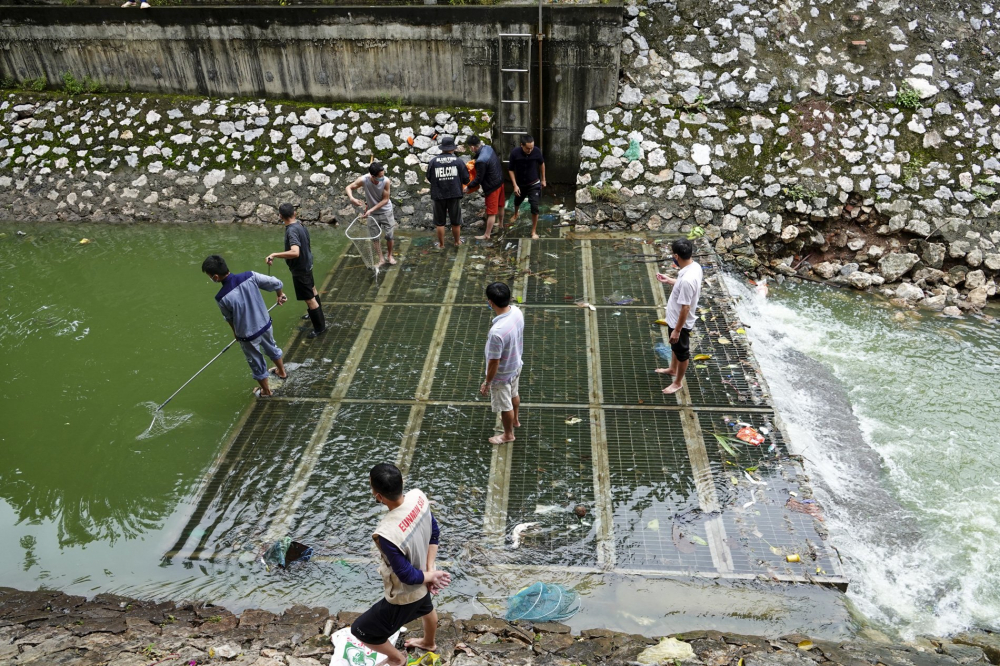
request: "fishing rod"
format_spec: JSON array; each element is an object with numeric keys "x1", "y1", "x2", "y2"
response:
[{"x1": 151, "y1": 301, "x2": 280, "y2": 414}]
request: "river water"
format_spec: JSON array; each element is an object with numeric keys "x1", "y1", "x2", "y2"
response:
[
  {"x1": 724, "y1": 275, "x2": 1000, "y2": 639},
  {"x1": 0, "y1": 222, "x2": 995, "y2": 640}
]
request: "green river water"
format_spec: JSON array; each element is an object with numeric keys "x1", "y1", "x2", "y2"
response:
[{"x1": 0, "y1": 223, "x2": 997, "y2": 640}]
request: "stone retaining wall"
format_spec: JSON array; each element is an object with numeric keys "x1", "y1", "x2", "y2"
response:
[
  {"x1": 0, "y1": 92, "x2": 491, "y2": 228},
  {"x1": 573, "y1": 0, "x2": 1000, "y2": 309}
]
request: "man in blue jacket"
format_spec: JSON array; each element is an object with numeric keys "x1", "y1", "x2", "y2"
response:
[
  {"x1": 203, "y1": 254, "x2": 288, "y2": 397},
  {"x1": 465, "y1": 136, "x2": 506, "y2": 240},
  {"x1": 426, "y1": 135, "x2": 470, "y2": 249}
]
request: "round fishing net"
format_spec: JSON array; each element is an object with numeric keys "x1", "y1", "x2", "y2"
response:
[
  {"x1": 504, "y1": 582, "x2": 581, "y2": 622},
  {"x1": 345, "y1": 215, "x2": 382, "y2": 278}
]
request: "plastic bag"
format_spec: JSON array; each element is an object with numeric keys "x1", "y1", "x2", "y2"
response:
[
  {"x1": 505, "y1": 582, "x2": 581, "y2": 622},
  {"x1": 329, "y1": 627, "x2": 401, "y2": 666},
  {"x1": 623, "y1": 139, "x2": 642, "y2": 162}
]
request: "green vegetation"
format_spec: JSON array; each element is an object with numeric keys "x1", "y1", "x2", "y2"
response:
[
  {"x1": 19, "y1": 76, "x2": 47, "y2": 92},
  {"x1": 782, "y1": 184, "x2": 819, "y2": 201},
  {"x1": 206, "y1": 615, "x2": 223, "y2": 623},
  {"x1": 902, "y1": 156, "x2": 925, "y2": 182},
  {"x1": 588, "y1": 183, "x2": 622, "y2": 204},
  {"x1": 61, "y1": 72, "x2": 105, "y2": 95},
  {"x1": 896, "y1": 82, "x2": 922, "y2": 110}
]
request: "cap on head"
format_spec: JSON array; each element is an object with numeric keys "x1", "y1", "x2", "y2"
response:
[
  {"x1": 439, "y1": 135, "x2": 457, "y2": 151},
  {"x1": 369, "y1": 162, "x2": 384, "y2": 177},
  {"x1": 278, "y1": 202, "x2": 295, "y2": 220}
]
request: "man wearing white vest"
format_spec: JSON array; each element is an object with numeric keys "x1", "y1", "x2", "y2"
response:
[{"x1": 352, "y1": 464, "x2": 450, "y2": 666}]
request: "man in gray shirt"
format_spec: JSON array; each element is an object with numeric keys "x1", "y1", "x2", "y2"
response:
[
  {"x1": 203, "y1": 254, "x2": 288, "y2": 397},
  {"x1": 346, "y1": 162, "x2": 397, "y2": 267}
]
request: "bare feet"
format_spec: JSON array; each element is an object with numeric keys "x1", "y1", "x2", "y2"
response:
[
  {"x1": 662, "y1": 383, "x2": 683, "y2": 394},
  {"x1": 515, "y1": 419, "x2": 521, "y2": 427},
  {"x1": 455, "y1": 238, "x2": 465, "y2": 246},
  {"x1": 376, "y1": 258, "x2": 386, "y2": 268},
  {"x1": 404, "y1": 638, "x2": 438, "y2": 652},
  {"x1": 475, "y1": 234, "x2": 490, "y2": 240},
  {"x1": 654, "y1": 368, "x2": 675, "y2": 375},
  {"x1": 385, "y1": 654, "x2": 406, "y2": 666},
  {"x1": 531, "y1": 233, "x2": 540, "y2": 240},
  {"x1": 388, "y1": 256, "x2": 397, "y2": 265},
  {"x1": 488, "y1": 434, "x2": 515, "y2": 445}
]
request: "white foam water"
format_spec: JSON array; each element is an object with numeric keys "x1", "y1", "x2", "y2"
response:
[{"x1": 722, "y1": 275, "x2": 1000, "y2": 638}]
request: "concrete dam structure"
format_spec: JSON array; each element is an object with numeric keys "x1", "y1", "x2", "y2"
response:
[{"x1": 0, "y1": 4, "x2": 623, "y2": 181}]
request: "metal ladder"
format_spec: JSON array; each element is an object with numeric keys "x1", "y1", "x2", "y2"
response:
[{"x1": 497, "y1": 30, "x2": 532, "y2": 164}]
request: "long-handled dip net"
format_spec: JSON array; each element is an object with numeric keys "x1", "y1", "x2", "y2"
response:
[{"x1": 345, "y1": 214, "x2": 383, "y2": 280}]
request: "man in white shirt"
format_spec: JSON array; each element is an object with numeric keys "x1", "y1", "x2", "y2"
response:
[
  {"x1": 655, "y1": 239, "x2": 703, "y2": 395},
  {"x1": 480, "y1": 282, "x2": 525, "y2": 445}
]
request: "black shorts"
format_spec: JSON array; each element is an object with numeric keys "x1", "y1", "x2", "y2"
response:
[
  {"x1": 667, "y1": 326, "x2": 692, "y2": 362},
  {"x1": 291, "y1": 270, "x2": 316, "y2": 301},
  {"x1": 351, "y1": 593, "x2": 433, "y2": 646},
  {"x1": 514, "y1": 182, "x2": 541, "y2": 214},
  {"x1": 433, "y1": 198, "x2": 463, "y2": 227}
]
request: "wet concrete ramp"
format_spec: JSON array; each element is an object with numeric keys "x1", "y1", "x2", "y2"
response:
[{"x1": 166, "y1": 235, "x2": 846, "y2": 588}]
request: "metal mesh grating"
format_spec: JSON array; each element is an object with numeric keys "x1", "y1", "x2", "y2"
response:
[
  {"x1": 520, "y1": 307, "x2": 590, "y2": 404},
  {"x1": 504, "y1": 407, "x2": 598, "y2": 566},
  {"x1": 698, "y1": 411, "x2": 837, "y2": 576},
  {"x1": 682, "y1": 306, "x2": 769, "y2": 407},
  {"x1": 428, "y1": 306, "x2": 495, "y2": 403},
  {"x1": 174, "y1": 400, "x2": 327, "y2": 560},
  {"x1": 597, "y1": 308, "x2": 673, "y2": 406},
  {"x1": 385, "y1": 242, "x2": 458, "y2": 303},
  {"x1": 280, "y1": 306, "x2": 371, "y2": 397},
  {"x1": 346, "y1": 305, "x2": 441, "y2": 401},
  {"x1": 456, "y1": 240, "x2": 521, "y2": 304},
  {"x1": 590, "y1": 240, "x2": 656, "y2": 306},
  {"x1": 290, "y1": 403, "x2": 411, "y2": 557},
  {"x1": 405, "y1": 405, "x2": 495, "y2": 559},
  {"x1": 604, "y1": 409, "x2": 715, "y2": 572},
  {"x1": 525, "y1": 239, "x2": 585, "y2": 304},
  {"x1": 324, "y1": 249, "x2": 383, "y2": 303}
]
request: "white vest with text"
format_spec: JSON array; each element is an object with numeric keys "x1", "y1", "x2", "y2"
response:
[{"x1": 373, "y1": 489, "x2": 432, "y2": 605}]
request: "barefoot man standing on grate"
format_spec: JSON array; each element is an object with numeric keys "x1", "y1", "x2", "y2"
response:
[
  {"x1": 351, "y1": 463, "x2": 450, "y2": 666},
  {"x1": 346, "y1": 161, "x2": 398, "y2": 267},
  {"x1": 655, "y1": 239, "x2": 703, "y2": 395},
  {"x1": 480, "y1": 282, "x2": 525, "y2": 445}
]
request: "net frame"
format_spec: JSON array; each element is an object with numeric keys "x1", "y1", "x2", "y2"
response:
[{"x1": 345, "y1": 214, "x2": 383, "y2": 274}]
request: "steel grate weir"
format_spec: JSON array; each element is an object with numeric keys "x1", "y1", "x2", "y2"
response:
[
  {"x1": 346, "y1": 305, "x2": 440, "y2": 401},
  {"x1": 167, "y1": 234, "x2": 845, "y2": 589},
  {"x1": 699, "y1": 410, "x2": 838, "y2": 577},
  {"x1": 504, "y1": 407, "x2": 598, "y2": 567},
  {"x1": 290, "y1": 403, "x2": 411, "y2": 558}
]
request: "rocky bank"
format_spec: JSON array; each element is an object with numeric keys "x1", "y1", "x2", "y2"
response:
[
  {"x1": 574, "y1": 0, "x2": 1000, "y2": 310},
  {"x1": 4, "y1": 587, "x2": 1000, "y2": 666},
  {"x1": 0, "y1": 92, "x2": 490, "y2": 229}
]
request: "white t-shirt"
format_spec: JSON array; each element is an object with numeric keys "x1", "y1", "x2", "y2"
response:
[
  {"x1": 664, "y1": 262, "x2": 703, "y2": 330},
  {"x1": 485, "y1": 306, "x2": 525, "y2": 383}
]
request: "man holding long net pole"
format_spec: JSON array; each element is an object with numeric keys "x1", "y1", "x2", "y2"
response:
[{"x1": 346, "y1": 162, "x2": 397, "y2": 267}]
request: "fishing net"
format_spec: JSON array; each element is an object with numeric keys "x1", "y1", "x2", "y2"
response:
[
  {"x1": 136, "y1": 401, "x2": 192, "y2": 441},
  {"x1": 504, "y1": 582, "x2": 581, "y2": 622},
  {"x1": 345, "y1": 215, "x2": 382, "y2": 276}
]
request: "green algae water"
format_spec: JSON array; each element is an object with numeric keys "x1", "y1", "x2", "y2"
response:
[{"x1": 4, "y1": 222, "x2": 994, "y2": 641}]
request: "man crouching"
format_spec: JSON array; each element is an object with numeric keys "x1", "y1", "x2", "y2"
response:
[{"x1": 352, "y1": 463, "x2": 450, "y2": 666}]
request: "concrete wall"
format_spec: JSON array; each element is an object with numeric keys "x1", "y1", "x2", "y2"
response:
[{"x1": 0, "y1": 5, "x2": 622, "y2": 181}]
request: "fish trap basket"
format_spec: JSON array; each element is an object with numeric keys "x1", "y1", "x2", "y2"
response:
[{"x1": 345, "y1": 214, "x2": 383, "y2": 273}]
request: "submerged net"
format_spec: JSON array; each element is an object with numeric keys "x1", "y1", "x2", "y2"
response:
[
  {"x1": 504, "y1": 582, "x2": 581, "y2": 622},
  {"x1": 345, "y1": 215, "x2": 382, "y2": 277},
  {"x1": 136, "y1": 401, "x2": 192, "y2": 441}
]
